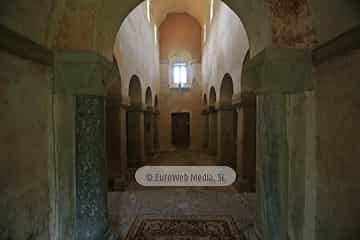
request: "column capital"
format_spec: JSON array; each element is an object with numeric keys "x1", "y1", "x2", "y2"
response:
[
  {"x1": 127, "y1": 103, "x2": 147, "y2": 112},
  {"x1": 54, "y1": 50, "x2": 118, "y2": 96},
  {"x1": 208, "y1": 105, "x2": 218, "y2": 113},
  {"x1": 145, "y1": 106, "x2": 154, "y2": 113},
  {"x1": 201, "y1": 108, "x2": 209, "y2": 115},
  {"x1": 217, "y1": 103, "x2": 235, "y2": 111},
  {"x1": 107, "y1": 95, "x2": 131, "y2": 110},
  {"x1": 244, "y1": 47, "x2": 313, "y2": 94}
]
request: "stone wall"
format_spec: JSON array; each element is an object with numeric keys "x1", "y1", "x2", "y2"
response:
[
  {"x1": 314, "y1": 48, "x2": 360, "y2": 240},
  {"x1": 0, "y1": 51, "x2": 52, "y2": 240}
]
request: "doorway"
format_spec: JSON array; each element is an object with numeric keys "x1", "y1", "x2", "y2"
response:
[{"x1": 171, "y1": 112, "x2": 190, "y2": 148}]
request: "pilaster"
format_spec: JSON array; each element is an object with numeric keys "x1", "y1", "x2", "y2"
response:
[
  {"x1": 245, "y1": 47, "x2": 315, "y2": 240},
  {"x1": 53, "y1": 51, "x2": 119, "y2": 240},
  {"x1": 217, "y1": 103, "x2": 236, "y2": 167}
]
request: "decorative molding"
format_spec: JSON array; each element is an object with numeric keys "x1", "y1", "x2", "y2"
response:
[
  {"x1": 313, "y1": 25, "x2": 360, "y2": 65},
  {"x1": 0, "y1": 25, "x2": 54, "y2": 65}
]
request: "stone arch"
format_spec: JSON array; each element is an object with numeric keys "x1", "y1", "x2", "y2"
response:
[
  {"x1": 145, "y1": 87, "x2": 153, "y2": 107},
  {"x1": 103, "y1": 0, "x2": 271, "y2": 61},
  {"x1": 209, "y1": 87, "x2": 217, "y2": 106},
  {"x1": 220, "y1": 73, "x2": 234, "y2": 105},
  {"x1": 128, "y1": 75, "x2": 142, "y2": 104},
  {"x1": 203, "y1": 94, "x2": 208, "y2": 107},
  {"x1": 154, "y1": 95, "x2": 159, "y2": 110}
]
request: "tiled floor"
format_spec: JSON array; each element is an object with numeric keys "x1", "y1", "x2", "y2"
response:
[{"x1": 108, "y1": 150, "x2": 256, "y2": 238}]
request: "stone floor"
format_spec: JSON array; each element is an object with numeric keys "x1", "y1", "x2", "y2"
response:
[
  {"x1": 108, "y1": 150, "x2": 256, "y2": 239},
  {"x1": 146, "y1": 149, "x2": 223, "y2": 165}
]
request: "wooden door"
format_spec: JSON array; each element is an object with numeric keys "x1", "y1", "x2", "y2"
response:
[{"x1": 172, "y1": 112, "x2": 190, "y2": 147}]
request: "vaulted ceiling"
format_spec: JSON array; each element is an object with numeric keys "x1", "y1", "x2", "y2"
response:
[{"x1": 150, "y1": 0, "x2": 212, "y2": 26}]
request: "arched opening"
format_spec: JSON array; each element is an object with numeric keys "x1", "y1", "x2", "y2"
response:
[
  {"x1": 236, "y1": 49, "x2": 256, "y2": 192},
  {"x1": 145, "y1": 87, "x2": 153, "y2": 107},
  {"x1": 128, "y1": 75, "x2": 142, "y2": 105},
  {"x1": 4, "y1": 0, "x2": 360, "y2": 238},
  {"x1": 209, "y1": 87, "x2": 217, "y2": 106},
  {"x1": 153, "y1": 95, "x2": 160, "y2": 153},
  {"x1": 208, "y1": 87, "x2": 218, "y2": 156},
  {"x1": 144, "y1": 87, "x2": 155, "y2": 157},
  {"x1": 218, "y1": 74, "x2": 236, "y2": 167},
  {"x1": 105, "y1": 78, "x2": 125, "y2": 192},
  {"x1": 127, "y1": 75, "x2": 145, "y2": 169},
  {"x1": 203, "y1": 94, "x2": 208, "y2": 106},
  {"x1": 202, "y1": 94, "x2": 209, "y2": 149},
  {"x1": 220, "y1": 73, "x2": 234, "y2": 105}
]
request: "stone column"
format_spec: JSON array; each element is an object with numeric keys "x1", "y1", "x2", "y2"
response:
[
  {"x1": 208, "y1": 106, "x2": 218, "y2": 156},
  {"x1": 217, "y1": 104, "x2": 236, "y2": 166},
  {"x1": 54, "y1": 51, "x2": 119, "y2": 239},
  {"x1": 106, "y1": 97, "x2": 129, "y2": 191},
  {"x1": 153, "y1": 109, "x2": 160, "y2": 153},
  {"x1": 127, "y1": 104, "x2": 145, "y2": 168},
  {"x1": 244, "y1": 48, "x2": 315, "y2": 240},
  {"x1": 106, "y1": 96, "x2": 122, "y2": 191},
  {"x1": 144, "y1": 107, "x2": 155, "y2": 159},
  {"x1": 119, "y1": 103, "x2": 129, "y2": 189},
  {"x1": 233, "y1": 92, "x2": 256, "y2": 192},
  {"x1": 201, "y1": 109, "x2": 209, "y2": 150}
]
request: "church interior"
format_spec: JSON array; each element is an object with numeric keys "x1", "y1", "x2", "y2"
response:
[{"x1": 0, "y1": 0, "x2": 360, "y2": 239}]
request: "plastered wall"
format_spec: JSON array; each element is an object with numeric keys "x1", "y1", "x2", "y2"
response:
[
  {"x1": 202, "y1": 1, "x2": 249, "y2": 100},
  {"x1": 158, "y1": 64, "x2": 203, "y2": 151},
  {"x1": 159, "y1": 13, "x2": 202, "y2": 63},
  {"x1": 157, "y1": 13, "x2": 204, "y2": 151},
  {"x1": 0, "y1": 51, "x2": 52, "y2": 240},
  {"x1": 314, "y1": 49, "x2": 360, "y2": 240},
  {"x1": 113, "y1": 1, "x2": 160, "y2": 101}
]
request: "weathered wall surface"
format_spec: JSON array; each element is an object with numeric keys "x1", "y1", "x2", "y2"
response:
[
  {"x1": 315, "y1": 49, "x2": 360, "y2": 240},
  {"x1": 0, "y1": 0, "x2": 58, "y2": 47},
  {"x1": 114, "y1": 2, "x2": 160, "y2": 101},
  {"x1": 159, "y1": 13, "x2": 202, "y2": 63},
  {"x1": 202, "y1": 1, "x2": 249, "y2": 99},
  {"x1": 310, "y1": 0, "x2": 360, "y2": 44},
  {"x1": 158, "y1": 64, "x2": 203, "y2": 151},
  {"x1": 0, "y1": 51, "x2": 52, "y2": 240}
]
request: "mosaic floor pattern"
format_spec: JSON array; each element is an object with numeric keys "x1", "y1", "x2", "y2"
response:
[{"x1": 125, "y1": 215, "x2": 243, "y2": 240}]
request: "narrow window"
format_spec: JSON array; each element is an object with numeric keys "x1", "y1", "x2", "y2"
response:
[{"x1": 173, "y1": 63, "x2": 187, "y2": 85}]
